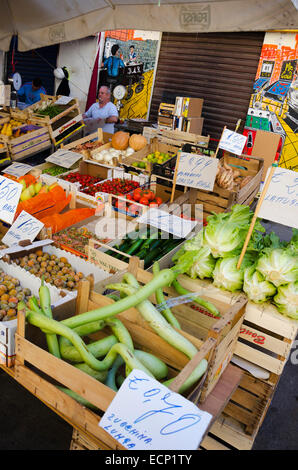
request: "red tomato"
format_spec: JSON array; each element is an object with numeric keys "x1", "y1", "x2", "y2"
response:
[
  {"x1": 133, "y1": 189, "x2": 142, "y2": 201},
  {"x1": 141, "y1": 189, "x2": 155, "y2": 201},
  {"x1": 139, "y1": 197, "x2": 150, "y2": 206},
  {"x1": 149, "y1": 201, "x2": 159, "y2": 208},
  {"x1": 155, "y1": 197, "x2": 163, "y2": 206}
]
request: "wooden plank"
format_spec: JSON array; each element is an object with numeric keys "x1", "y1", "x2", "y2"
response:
[
  {"x1": 235, "y1": 341, "x2": 285, "y2": 375},
  {"x1": 209, "y1": 416, "x2": 254, "y2": 450},
  {"x1": 200, "y1": 434, "x2": 230, "y2": 450},
  {"x1": 239, "y1": 323, "x2": 292, "y2": 357},
  {"x1": 14, "y1": 364, "x2": 123, "y2": 450},
  {"x1": 15, "y1": 335, "x2": 116, "y2": 411}
]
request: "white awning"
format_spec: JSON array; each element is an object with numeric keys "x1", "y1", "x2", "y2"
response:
[{"x1": 0, "y1": 0, "x2": 297, "y2": 52}]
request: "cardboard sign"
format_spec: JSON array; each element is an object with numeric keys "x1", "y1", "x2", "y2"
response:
[
  {"x1": 219, "y1": 128, "x2": 247, "y2": 156},
  {"x1": 258, "y1": 167, "x2": 298, "y2": 229},
  {"x1": 99, "y1": 369, "x2": 212, "y2": 450},
  {"x1": 2, "y1": 210, "x2": 44, "y2": 246},
  {"x1": 137, "y1": 208, "x2": 197, "y2": 238},
  {"x1": 54, "y1": 96, "x2": 73, "y2": 105},
  {"x1": 3, "y1": 162, "x2": 33, "y2": 178},
  {"x1": 46, "y1": 149, "x2": 82, "y2": 169},
  {"x1": 0, "y1": 175, "x2": 23, "y2": 224},
  {"x1": 175, "y1": 152, "x2": 218, "y2": 191}
]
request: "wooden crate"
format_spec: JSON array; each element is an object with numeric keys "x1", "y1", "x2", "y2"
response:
[
  {"x1": 143, "y1": 127, "x2": 210, "y2": 148},
  {"x1": 235, "y1": 301, "x2": 298, "y2": 384},
  {"x1": 61, "y1": 129, "x2": 113, "y2": 161},
  {"x1": 94, "y1": 264, "x2": 247, "y2": 403},
  {"x1": 13, "y1": 279, "x2": 221, "y2": 450},
  {"x1": 184, "y1": 154, "x2": 264, "y2": 221},
  {"x1": 0, "y1": 141, "x2": 11, "y2": 165},
  {"x1": 0, "y1": 124, "x2": 52, "y2": 161},
  {"x1": 221, "y1": 369, "x2": 277, "y2": 438},
  {"x1": 25, "y1": 94, "x2": 85, "y2": 146}
]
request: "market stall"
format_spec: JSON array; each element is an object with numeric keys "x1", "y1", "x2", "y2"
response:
[{"x1": 0, "y1": 89, "x2": 297, "y2": 453}]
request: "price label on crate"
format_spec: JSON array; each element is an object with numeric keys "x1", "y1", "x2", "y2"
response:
[
  {"x1": 2, "y1": 210, "x2": 44, "y2": 246},
  {"x1": 54, "y1": 95, "x2": 73, "y2": 105},
  {"x1": 46, "y1": 149, "x2": 82, "y2": 169},
  {"x1": 258, "y1": 167, "x2": 298, "y2": 229},
  {"x1": 3, "y1": 162, "x2": 33, "y2": 178},
  {"x1": 218, "y1": 128, "x2": 247, "y2": 156},
  {"x1": 175, "y1": 152, "x2": 219, "y2": 191},
  {"x1": 137, "y1": 208, "x2": 197, "y2": 238},
  {"x1": 0, "y1": 175, "x2": 23, "y2": 224},
  {"x1": 99, "y1": 369, "x2": 212, "y2": 450}
]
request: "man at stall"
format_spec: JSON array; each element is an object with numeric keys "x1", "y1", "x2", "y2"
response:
[
  {"x1": 17, "y1": 77, "x2": 46, "y2": 108},
  {"x1": 83, "y1": 86, "x2": 119, "y2": 134}
]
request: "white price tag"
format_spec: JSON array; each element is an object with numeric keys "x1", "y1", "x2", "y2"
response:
[
  {"x1": 2, "y1": 210, "x2": 44, "y2": 246},
  {"x1": 99, "y1": 369, "x2": 212, "y2": 450},
  {"x1": 137, "y1": 208, "x2": 197, "y2": 238},
  {"x1": 3, "y1": 163, "x2": 33, "y2": 178},
  {"x1": 54, "y1": 95, "x2": 73, "y2": 105},
  {"x1": 46, "y1": 149, "x2": 82, "y2": 169},
  {"x1": 258, "y1": 167, "x2": 298, "y2": 229},
  {"x1": 176, "y1": 152, "x2": 218, "y2": 191},
  {"x1": 0, "y1": 175, "x2": 23, "y2": 224},
  {"x1": 219, "y1": 128, "x2": 247, "y2": 155}
]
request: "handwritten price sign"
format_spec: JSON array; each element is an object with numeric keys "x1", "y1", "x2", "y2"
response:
[
  {"x1": 99, "y1": 369, "x2": 212, "y2": 450},
  {"x1": 46, "y1": 149, "x2": 82, "y2": 169},
  {"x1": 219, "y1": 128, "x2": 247, "y2": 156},
  {"x1": 2, "y1": 210, "x2": 44, "y2": 246},
  {"x1": 0, "y1": 175, "x2": 23, "y2": 224},
  {"x1": 258, "y1": 167, "x2": 298, "y2": 229},
  {"x1": 175, "y1": 152, "x2": 218, "y2": 191},
  {"x1": 137, "y1": 208, "x2": 197, "y2": 238}
]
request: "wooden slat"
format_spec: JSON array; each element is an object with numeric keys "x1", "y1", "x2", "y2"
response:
[
  {"x1": 209, "y1": 416, "x2": 254, "y2": 450},
  {"x1": 239, "y1": 324, "x2": 292, "y2": 357},
  {"x1": 200, "y1": 435, "x2": 230, "y2": 450},
  {"x1": 235, "y1": 342, "x2": 285, "y2": 375}
]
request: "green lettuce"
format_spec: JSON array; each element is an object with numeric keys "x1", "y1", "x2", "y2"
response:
[
  {"x1": 256, "y1": 248, "x2": 298, "y2": 287},
  {"x1": 243, "y1": 266, "x2": 276, "y2": 303},
  {"x1": 273, "y1": 282, "x2": 298, "y2": 319},
  {"x1": 212, "y1": 254, "x2": 254, "y2": 292}
]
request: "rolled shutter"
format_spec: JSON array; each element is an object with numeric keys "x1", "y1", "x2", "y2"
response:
[{"x1": 150, "y1": 31, "x2": 265, "y2": 143}]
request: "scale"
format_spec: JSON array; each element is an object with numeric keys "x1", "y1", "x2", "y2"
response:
[
  {"x1": 8, "y1": 72, "x2": 22, "y2": 108},
  {"x1": 113, "y1": 84, "x2": 126, "y2": 111}
]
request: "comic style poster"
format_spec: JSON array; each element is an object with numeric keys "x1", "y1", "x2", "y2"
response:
[
  {"x1": 246, "y1": 32, "x2": 298, "y2": 171},
  {"x1": 98, "y1": 30, "x2": 161, "y2": 120}
]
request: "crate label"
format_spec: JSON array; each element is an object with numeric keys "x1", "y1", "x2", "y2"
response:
[
  {"x1": 0, "y1": 175, "x2": 23, "y2": 224},
  {"x1": 258, "y1": 167, "x2": 298, "y2": 229},
  {"x1": 3, "y1": 162, "x2": 33, "y2": 178},
  {"x1": 218, "y1": 128, "x2": 247, "y2": 155},
  {"x1": 99, "y1": 369, "x2": 212, "y2": 450},
  {"x1": 54, "y1": 96, "x2": 73, "y2": 105},
  {"x1": 175, "y1": 152, "x2": 218, "y2": 191},
  {"x1": 137, "y1": 207, "x2": 197, "y2": 238},
  {"x1": 2, "y1": 210, "x2": 44, "y2": 247},
  {"x1": 46, "y1": 149, "x2": 82, "y2": 169}
]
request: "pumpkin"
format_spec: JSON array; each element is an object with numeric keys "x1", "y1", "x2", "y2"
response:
[
  {"x1": 111, "y1": 131, "x2": 130, "y2": 150},
  {"x1": 129, "y1": 134, "x2": 147, "y2": 151}
]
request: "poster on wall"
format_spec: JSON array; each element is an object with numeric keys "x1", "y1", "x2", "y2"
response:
[
  {"x1": 245, "y1": 32, "x2": 298, "y2": 172},
  {"x1": 98, "y1": 30, "x2": 161, "y2": 121}
]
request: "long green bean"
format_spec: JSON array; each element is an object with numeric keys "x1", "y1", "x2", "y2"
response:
[
  {"x1": 172, "y1": 279, "x2": 221, "y2": 317},
  {"x1": 152, "y1": 262, "x2": 181, "y2": 329}
]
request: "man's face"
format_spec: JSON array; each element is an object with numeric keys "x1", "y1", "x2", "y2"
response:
[{"x1": 98, "y1": 88, "x2": 110, "y2": 105}]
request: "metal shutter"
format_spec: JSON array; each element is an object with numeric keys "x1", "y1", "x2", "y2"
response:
[
  {"x1": 6, "y1": 37, "x2": 59, "y2": 96},
  {"x1": 150, "y1": 31, "x2": 265, "y2": 145}
]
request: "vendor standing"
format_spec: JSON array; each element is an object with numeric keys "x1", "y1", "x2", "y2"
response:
[
  {"x1": 83, "y1": 86, "x2": 119, "y2": 134},
  {"x1": 17, "y1": 77, "x2": 46, "y2": 108}
]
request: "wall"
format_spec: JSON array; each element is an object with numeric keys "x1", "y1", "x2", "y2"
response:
[
  {"x1": 245, "y1": 32, "x2": 298, "y2": 171},
  {"x1": 55, "y1": 36, "x2": 98, "y2": 112},
  {"x1": 100, "y1": 30, "x2": 161, "y2": 120}
]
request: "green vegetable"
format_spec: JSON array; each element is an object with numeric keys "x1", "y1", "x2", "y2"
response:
[
  {"x1": 256, "y1": 248, "x2": 298, "y2": 287},
  {"x1": 60, "y1": 268, "x2": 175, "y2": 329},
  {"x1": 57, "y1": 387, "x2": 100, "y2": 410},
  {"x1": 153, "y1": 262, "x2": 181, "y2": 329},
  {"x1": 172, "y1": 278, "x2": 220, "y2": 317},
  {"x1": 213, "y1": 254, "x2": 254, "y2": 292},
  {"x1": 39, "y1": 280, "x2": 61, "y2": 359},
  {"x1": 273, "y1": 282, "x2": 298, "y2": 319},
  {"x1": 172, "y1": 246, "x2": 216, "y2": 280},
  {"x1": 243, "y1": 266, "x2": 276, "y2": 303},
  {"x1": 163, "y1": 358, "x2": 208, "y2": 394}
]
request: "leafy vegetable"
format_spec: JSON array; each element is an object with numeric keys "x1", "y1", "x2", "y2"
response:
[
  {"x1": 213, "y1": 254, "x2": 254, "y2": 292},
  {"x1": 243, "y1": 266, "x2": 276, "y2": 303},
  {"x1": 256, "y1": 248, "x2": 298, "y2": 287},
  {"x1": 273, "y1": 282, "x2": 298, "y2": 319}
]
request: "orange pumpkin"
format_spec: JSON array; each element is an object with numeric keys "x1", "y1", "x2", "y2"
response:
[
  {"x1": 129, "y1": 134, "x2": 147, "y2": 151},
  {"x1": 111, "y1": 131, "x2": 130, "y2": 150}
]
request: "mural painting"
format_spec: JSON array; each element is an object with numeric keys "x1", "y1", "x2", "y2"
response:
[
  {"x1": 98, "y1": 30, "x2": 160, "y2": 120},
  {"x1": 246, "y1": 32, "x2": 298, "y2": 171}
]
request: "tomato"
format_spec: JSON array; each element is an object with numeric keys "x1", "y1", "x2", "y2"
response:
[
  {"x1": 149, "y1": 201, "x2": 159, "y2": 208},
  {"x1": 139, "y1": 197, "x2": 150, "y2": 206},
  {"x1": 155, "y1": 197, "x2": 163, "y2": 206},
  {"x1": 133, "y1": 190, "x2": 141, "y2": 201},
  {"x1": 126, "y1": 193, "x2": 135, "y2": 201},
  {"x1": 141, "y1": 189, "x2": 155, "y2": 201}
]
